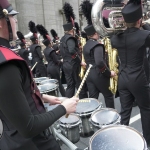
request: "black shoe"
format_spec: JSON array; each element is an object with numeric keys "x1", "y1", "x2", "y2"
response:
[{"x1": 132, "y1": 101, "x2": 137, "y2": 107}]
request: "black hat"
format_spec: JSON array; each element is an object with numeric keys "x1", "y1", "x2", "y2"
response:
[
  {"x1": 63, "y1": 2, "x2": 76, "y2": 31},
  {"x1": 36, "y1": 24, "x2": 51, "y2": 46},
  {"x1": 80, "y1": 0, "x2": 96, "y2": 36},
  {"x1": 28, "y1": 21, "x2": 38, "y2": 42},
  {"x1": 0, "y1": 0, "x2": 18, "y2": 19},
  {"x1": 17, "y1": 31, "x2": 26, "y2": 47},
  {"x1": 50, "y1": 29, "x2": 59, "y2": 43},
  {"x1": 122, "y1": 0, "x2": 142, "y2": 23}
]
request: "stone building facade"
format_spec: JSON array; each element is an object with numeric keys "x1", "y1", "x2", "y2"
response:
[{"x1": 8, "y1": 0, "x2": 96, "y2": 38}]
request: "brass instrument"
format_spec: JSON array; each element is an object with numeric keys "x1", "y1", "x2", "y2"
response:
[
  {"x1": 102, "y1": 37, "x2": 118, "y2": 94},
  {"x1": 91, "y1": 0, "x2": 128, "y2": 94},
  {"x1": 79, "y1": 36, "x2": 86, "y2": 79}
]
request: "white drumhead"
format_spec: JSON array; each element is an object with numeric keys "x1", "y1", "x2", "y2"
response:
[
  {"x1": 90, "y1": 125, "x2": 146, "y2": 150},
  {"x1": 91, "y1": 108, "x2": 120, "y2": 125}
]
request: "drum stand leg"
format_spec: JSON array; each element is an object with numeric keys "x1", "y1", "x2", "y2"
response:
[{"x1": 53, "y1": 128, "x2": 79, "y2": 150}]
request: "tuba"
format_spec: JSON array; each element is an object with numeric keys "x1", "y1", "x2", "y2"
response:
[{"x1": 91, "y1": 0, "x2": 128, "y2": 94}]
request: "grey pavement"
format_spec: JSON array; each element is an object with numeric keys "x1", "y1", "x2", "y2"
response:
[{"x1": 57, "y1": 91, "x2": 142, "y2": 150}]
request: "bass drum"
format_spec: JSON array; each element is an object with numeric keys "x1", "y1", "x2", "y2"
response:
[{"x1": 89, "y1": 125, "x2": 148, "y2": 150}]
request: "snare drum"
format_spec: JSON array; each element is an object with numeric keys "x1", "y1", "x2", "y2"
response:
[
  {"x1": 89, "y1": 125, "x2": 148, "y2": 150},
  {"x1": 90, "y1": 108, "x2": 120, "y2": 132},
  {"x1": 44, "y1": 97, "x2": 67, "y2": 111},
  {"x1": 75, "y1": 98, "x2": 102, "y2": 137},
  {"x1": 38, "y1": 83, "x2": 58, "y2": 96},
  {"x1": 58, "y1": 114, "x2": 81, "y2": 144},
  {"x1": 34, "y1": 77, "x2": 49, "y2": 85},
  {"x1": 40, "y1": 79, "x2": 58, "y2": 85}
]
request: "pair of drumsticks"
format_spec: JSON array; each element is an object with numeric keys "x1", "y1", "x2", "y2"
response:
[{"x1": 65, "y1": 64, "x2": 93, "y2": 118}]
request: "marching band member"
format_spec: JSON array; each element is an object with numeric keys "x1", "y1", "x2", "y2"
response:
[
  {"x1": 37, "y1": 24, "x2": 66, "y2": 97},
  {"x1": 17, "y1": 31, "x2": 30, "y2": 66},
  {"x1": 81, "y1": 0, "x2": 115, "y2": 108},
  {"x1": 28, "y1": 21, "x2": 47, "y2": 77},
  {"x1": 60, "y1": 2, "x2": 88, "y2": 99},
  {"x1": 111, "y1": 0, "x2": 150, "y2": 147},
  {"x1": 0, "y1": 0, "x2": 78, "y2": 149}
]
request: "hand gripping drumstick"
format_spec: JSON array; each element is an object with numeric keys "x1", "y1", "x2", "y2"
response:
[
  {"x1": 31, "y1": 62, "x2": 38, "y2": 71},
  {"x1": 65, "y1": 64, "x2": 93, "y2": 118}
]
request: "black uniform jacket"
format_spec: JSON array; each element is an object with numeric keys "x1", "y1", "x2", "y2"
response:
[{"x1": 0, "y1": 38, "x2": 66, "y2": 150}]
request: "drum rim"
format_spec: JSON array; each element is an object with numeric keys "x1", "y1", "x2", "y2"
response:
[
  {"x1": 75, "y1": 98, "x2": 102, "y2": 115},
  {"x1": 37, "y1": 83, "x2": 58, "y2": 93},
  {"x1": 33, "y1": 77, "x2": 49, "y2": 83},
  {"x1": 40, "y1": 79, "x2": 58, "y2": 85},
  {"x1": 90, "y1": 108, "x2": 120, "y2": 127},
  {"x1": 59, "y1": 114, "x2": 81, "y2": 128},
  {"x1": 0, "y1": 119, "x2": 3, "y2": 139},
  {"x1": 89, "y1": 125, "x2": 146, "y2": 150}
]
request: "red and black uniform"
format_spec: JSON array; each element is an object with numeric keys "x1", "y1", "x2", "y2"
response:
[
  {"x1": 30, "y1": 44, "x2": 47, "y2": 77},
  {"x1": 0, "y1": 38, "x2": 66, "y2": 150},
  {"x1": 111, "y1": 27, "x2": 150, "y2": 145},
  {"x1": 83, "y1": 38, "x2": 114, "y2": 108},
  {"x1": 44, "y1": 46, "x2": 66, "y2": 97},
  {"x1": 60, "y1": 34, "x2": 88, "y2": 99}
]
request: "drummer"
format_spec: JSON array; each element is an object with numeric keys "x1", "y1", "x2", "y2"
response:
[{"x1": 0, "y1": 0, "x2": 78, "y2": 150}]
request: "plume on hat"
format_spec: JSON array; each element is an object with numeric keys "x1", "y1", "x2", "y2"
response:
[
  {"x1": 28, "y1": 21, "x2": 37, "y2": 34},
  {"x1": 36, "y1": 24, "x2": 51, "y2": 41},
  {"x1": 75, "y1": 22, "x2": 80, "y2": 35},
  {"x1": 127, "y1": 0, "x2": 141, "y2": 5},
  {"x1": 63, "y1": 2, "x2": 76, "y2": 23},
  {"x1": 50, "y1": 29, "x2": 58, "y2": 40},
  {"x1": 80, "y1": 0, "x2": 93, "y2": 26},
  {"x1": 17, "y1": 31, "x2": 25, "y2": 44}
]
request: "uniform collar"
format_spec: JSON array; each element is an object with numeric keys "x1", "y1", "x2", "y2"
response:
[
  {"x1": 125, "y1": 27, "x2": 139, "y2": 33},
  {"x1": 0, "y1": 37, "x2": 10, "y2": 48}
]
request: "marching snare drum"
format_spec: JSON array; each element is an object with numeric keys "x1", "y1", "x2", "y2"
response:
[
  {"x1": 40, "y1": 79, "x2": 58, "y2": 85},
  {"x1": 75, "y1": 98, "x2": 102, "y2": 137},
  {"x1": 90, "y1": 108, "x2": 120, "y2": 132},
  {"x1": 38, "y1": 83, "x2": 58, "y2": 96},
  {"x1": 44, "y1": 97, "x2": 68, "y2": 111},
  {"x1": 34, "y1": 77, "x2": 49, "y2": 85},
  {"x1": 89, "y1": 125, "x2": 148, "y2": 150},
  {"x1": 58, "y1": 114, "x2": 81, "y2": 144}
]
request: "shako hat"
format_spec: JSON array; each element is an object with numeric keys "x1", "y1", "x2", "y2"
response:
[
  {"x1": 17, "y1": 31, "x2": 26, "y2": 47},
  {"x1": 122, "y1": 0, "x2": 142, "y2": 23},
  {"x1": 36, "y1": 24, "x2": 51, "y2": 46},
  {"x1": 28, "y1": 21, "x2": 38, "y2": 42},
  {"x1": 63, "y1": 2, "x2": 76, "y2": 31},
  {"x1": 80, "y1": 0, "x2": 96, "y2": 36}
]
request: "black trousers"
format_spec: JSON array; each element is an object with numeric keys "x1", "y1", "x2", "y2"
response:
[
  {"x1": 47, "y1": 65, "x2": 66, "y2": 97},
  {"x1": 35, "y1": 61, "x2": 47, "y2": 77},
  {"x1": 86, "y1": 67, "x2": 114, "y2": 108},
  {"x1": 63, "y1": 61, "x2": 88, "y2": 99},
  {"x1": 119, "y1": 72, "x2": 150, "y2": 145}
]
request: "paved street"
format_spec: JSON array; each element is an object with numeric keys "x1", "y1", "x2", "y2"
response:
[{"x1": 57, "y1": 92, "x2": 142, "y2": 150}]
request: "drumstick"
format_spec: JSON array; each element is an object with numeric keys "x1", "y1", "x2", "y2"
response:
[
  {"x1": 65, "y1": 64, "x2": 93, "y2": 118},
  {"x1": 31, "y1": 62, "x2": 38, "y2": 71}
]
